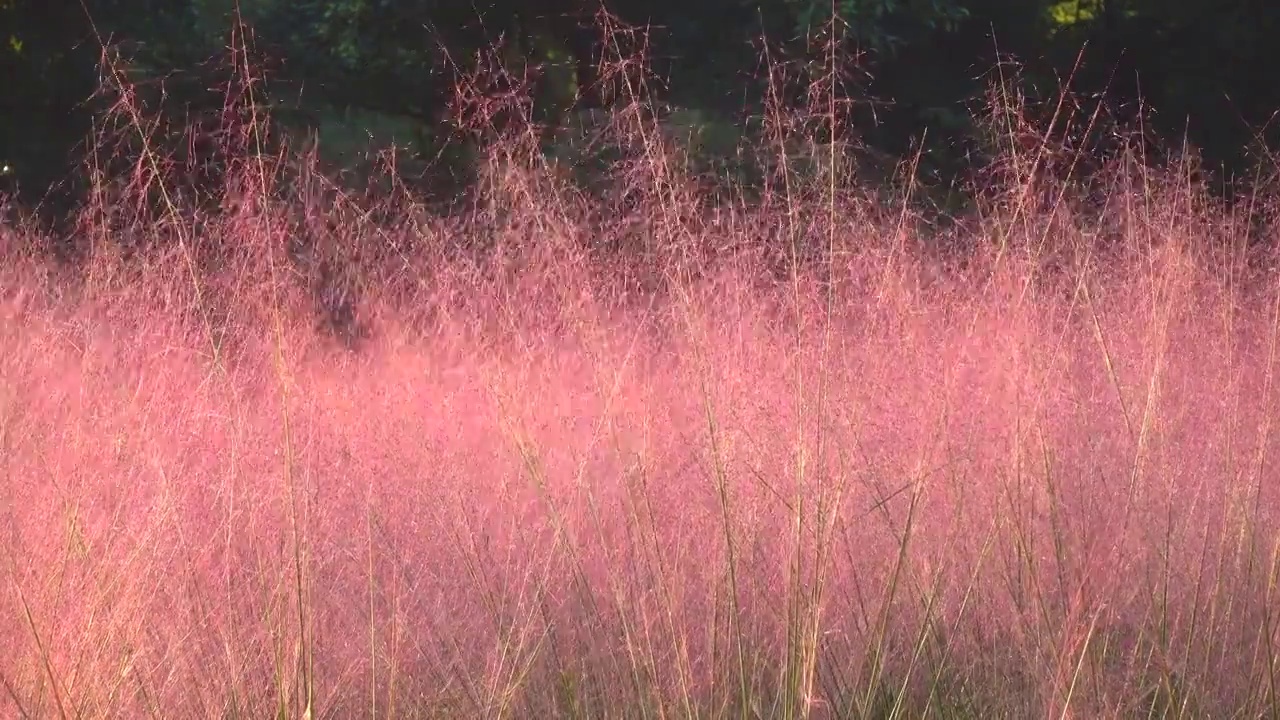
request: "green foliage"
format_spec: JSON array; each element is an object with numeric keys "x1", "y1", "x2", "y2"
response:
[
  {"x1": 1047, "y1": 0, "x2": 1100, "y2": 27},
  {"x1": 774, "y1": 0, "x2": 971, "y2": 53}
]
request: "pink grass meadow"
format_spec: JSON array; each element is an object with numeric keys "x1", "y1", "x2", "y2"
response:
[{"x1": 3, "y1": 50, "x2": 1280, "y2": 719}]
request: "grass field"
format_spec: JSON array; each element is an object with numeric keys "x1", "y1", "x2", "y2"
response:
[{"x1": 2, "y1": 49, "x2": 1280, "y2": 718}]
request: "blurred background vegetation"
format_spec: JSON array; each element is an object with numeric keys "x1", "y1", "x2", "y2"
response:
[{"x1": 3, "y1": 0, "x2": 1279, "y2": 224}]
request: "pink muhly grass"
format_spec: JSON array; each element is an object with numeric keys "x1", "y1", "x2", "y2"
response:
[{"x1": 1, "y1": 27, "x2": 1279, "y2": 720}]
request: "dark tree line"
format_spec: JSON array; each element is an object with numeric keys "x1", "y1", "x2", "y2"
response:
[{"x1": 3, "y1": 0, "x2": 1280, "y2": 217}]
